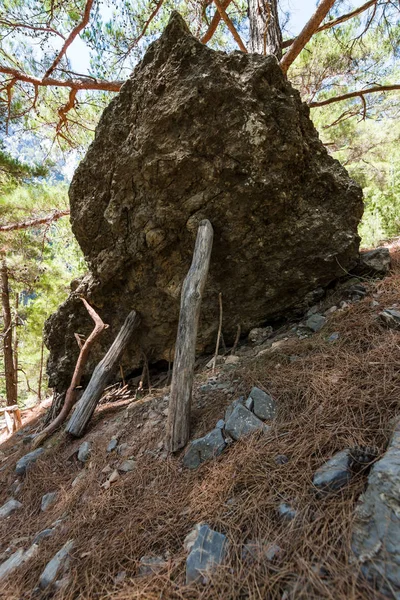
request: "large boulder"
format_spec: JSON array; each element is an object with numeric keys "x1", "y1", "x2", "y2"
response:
[{"x1": 45, "y1": 12, "x2": 363, "y2": 390}]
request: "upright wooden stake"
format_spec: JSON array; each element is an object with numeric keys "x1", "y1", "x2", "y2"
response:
[
  {"x1": 66, "y1": 310, "x2": 138, "y2": 437},
  {"x1": 166, "y1": 219, "x2": 214, "y2": 452}
]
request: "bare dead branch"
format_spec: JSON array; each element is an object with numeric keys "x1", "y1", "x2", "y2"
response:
[
  {"x1": 32, "y1": 298, "x2": 108, "y2": 448},
  {"x1": 44, "y1": 0, "x2": 94, "y2": 78},
  {"x1": 280, "y1": 0, "x2": 337, "y2": 74},
  {"x1": 309, "y1": 84, "x2": 400, "y2": 107},
  {"x1": 0, "y1": 209, "x2": 70, "y2": 232},
  {"x1": 282, "y1": 0, "x2": 378, "y2": 48},
  {"x1": 56, "y1": 87, "x2": 77, "y2": 132},
  {"x1": 212, "y1": 0, "x2": 247, "y2": 52},
  {"x1": 201, "y1": 0, "x2": 232, "y2": 43}
]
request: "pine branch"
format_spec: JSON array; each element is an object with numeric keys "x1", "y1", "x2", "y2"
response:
[
  {"x1": 309, "y1": 84, "x2": 400, "y2": 107},
  {"x1": 0, "y1": 210, "x2": 70, "y2": 233}
]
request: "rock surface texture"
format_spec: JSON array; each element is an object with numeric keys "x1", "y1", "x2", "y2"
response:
[
  {"x1": 45, "y1": 12, "x2": 363, "y2": 390},
  {"x1": 352, "y1": 427, "x2": 400, "y2": 598}
]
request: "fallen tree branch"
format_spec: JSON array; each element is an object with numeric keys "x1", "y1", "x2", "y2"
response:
[
  {"x1": 212, "y1": 0, "x2": 247, "y2": 52},
  {"x1": 66, "y1": 310, "x2": 138, "y2": 437},
  {"x1": 166, "y1": 219, "x2": 214, "y2": 452},
  {"x1": 44, "y1": 0, "x2": 94, "y2": 78},
  {"x1": 309, "y1": 84, "x2": 400, "y2": 107},
  {"x1": 32, "y1": 298, "x2": 108, "y2": 448},
  {"x1": 280, "y1": 0, "x2": 337, "y2": 74},
  {"x1": 282, "y1": 0, "x2": 378, "y2": 48},
  {"x1": 0, "y1": 209, "x2": 70, "y2": 232}
]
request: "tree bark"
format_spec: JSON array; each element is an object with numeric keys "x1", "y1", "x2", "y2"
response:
[
  {"x1": 165, "y1": 219, "x2": 214, "y2": 452},
  {"x1": 1, "y1": 259, "x2": 17, "y2": 406},
  {"x1": 66, "y1": 310, "x2": 138, "y2": 437},
  {"x1": 248, "y1": 0, "x2": 282, "y2": 59},
  {"x1": 13, "y1": 292, "x2": 18, "y2": 399}
]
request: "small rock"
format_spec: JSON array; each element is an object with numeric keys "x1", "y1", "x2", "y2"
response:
[
  {"x1": 313, "y1": 450, "x2": 352, "y2": 494},
  {"x1": 371, "y1": 300, "x2": 379, "y2": 307},
  {"x1": 33, "y1": 528, "x2": 54, "y2": 545},
  {"x1": 225, "y1": 404, "x2": 268, "y2": 441},
  {"x1": 0, "y1": 499, "x2": 22, "y2": 518},
  {"x1": 162, "y1": 407, "x2": 169, "y2": 416},
  {"x1": 117, "y1": 443, "x2": 129, "y2": 455},
  {"x1": 139, "y1": 555, "x2": 166, "y2": 576},
  {"x1": 0, "y1": 544, "x2": 38, "y2": 581},
  {"x1": 379, "y1": 308, "x2": 400, "y2": 330},
  {"x1": 186, "y1": 524, "x2": 228, "y2": 584},
  {"x1": 107, "y1": 438, "x2": 118, "y2": 453},
  {"x1": 224, "y1": 355, "x2": 240, "y2": 365},
  {"x1": 357, "y1": 247, "x2": 391, "y2": 276},
  {"x1": 101, "y1": 464, "x2": 112, "y2": 474},
  {"x1": 325, "y1": 305, "x2": 338, "y2": 316},
  {"x1": 306, "y1": 314, "x2": 326, "y2": 333},
  {"x1": 77, "y1": 441, "x2": 91, "y2": 463},
  {"x1": 278, "y1": 502, "x2": 297, "y2": 521},
  {"x1": 327, "y1": 332, "x2": 340, "y2": 342},
  {"x1": 306, "y1": 305, "x2": 320, "y2": 317},
  {"x1": 113, "y1": 570, "x2": 126, "y2": 584},
  {"x1": 118, "y1": 460, "x2": 136, "y2": 472},
  {"x1": 339, "y1": 300, "x2": 350, "y2": 310},
  {"x1": 275, "y1": 454, "x2": 289, "y2": 465},
  {"x1": 183, "y1": 428, "x2": 226, "y2": 470},
  {"x1": 39, "y1": 540, "x2": 75, "y2": 589},
  {"x1": 224, "y1": 396, "x2": 245, "y2": 421},
  {"x1": 247, "y1": 387, "x2": 276, "y2": 421},
  {"x1": 41, "y1": 492, "x2": 58, "y2": 512},
  {"x1": 71, "y1": 471, "x2": 86, "y2": 487},
  {"x1": 248, "y1": 326, "x2": 273, "y2": 345},
  {"x1": 15, "y1": 448, "x2": 44, "y2": 475},
  {"x1": 215, "y1": 419, "x2": 225, "y2": 430},
  {"x1": 9, "y1": 480, "x2": 23, "y2": 496},
  {"x1": 184, "y1": 523, "x2": 204, "y2": 552}
]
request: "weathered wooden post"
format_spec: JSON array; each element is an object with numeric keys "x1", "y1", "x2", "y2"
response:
[
  {"x1": 166, "y1": 219, "x2": 214, "y2": 452},
  {"x1": 66, "y1": 310, "x2": 138, "y2": 437}
]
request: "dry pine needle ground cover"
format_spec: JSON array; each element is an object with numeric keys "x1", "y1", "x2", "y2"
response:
[{"x1": 2, "y1": 251, "x2": 400, "y2": 599}]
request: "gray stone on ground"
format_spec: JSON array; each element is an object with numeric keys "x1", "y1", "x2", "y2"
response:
[
  {"x1": 33, "y1": 528, "x2": 54, "y2": 545},
  {"x1": 247, "y1": 387, "x2": 277, "y2": 421},
  {"x1": 186, "y1": 524, "x2": 228, "y2": 584},
  {"x1": 118, "y1": 459, "x2": 136, "y2": 472},
  {"x1": 0, "y1": 544, "x2": 38, "y2": 581},
  {"x1": 225, "y1": 404, "x2": 268, "y2": 441},
  {"x1": 183, "y1": 428, "x2": 226, "y2": 470},
  {"x1": 357, "y1": 247, "x2": 391, "y2": 276},
  {"x1": 313, "y1": 449, "x2": 352, "y2": 494},
  {"x1": 16, "y1": 448, "x2": 44, "y2": 475},
  {"x1": 77, "y1": 441, "x2": 91, "y2": 463},
  {"x1": 39, "y1": 539, "x2": 75, "y2": 589},
  {"x1": 379, "y1": 309, "x2": 400, "y2": 330},
  {"x1": 248, "y1": 327, "x2": 273, "y2": 345},
  {"x1": 306, "y1": 314, "x2": 327, "y2": 333},
  {"x1": 41, "y1": 492, "x2": 58, "y2": 512},
  {"x1": 215, "y1": 419, "x2": 225, "y2": 430},
  {"x1": 352, "y1": 426, "x2": 400, "y2": 598},
  {"x1": 107, "y1": 438, "x2": 118, "y2": 452},
  {"x1": 224, "y1": 397, "x2": 244, "y2": 422},
  {"x1": 139, "y1": 555, "x2": 166, "y2": 576},
  {"x1": 45, "y1": 11, "x2": 363, "y2": 394},
  {"x1": 0, "y1": 499, "x2": 22, "y2": 518},
  {"x1": 278, "y1": 502, "x2": 297, "y2": 521}
]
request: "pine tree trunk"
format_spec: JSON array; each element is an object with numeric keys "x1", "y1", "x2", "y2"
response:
[
  {"x1": 13, "y1": 292, "x2": 18, "y2": 399},
  {"x1": 1, "y1": 259, "x2": 17, "y2": 406},
  {"x1": 248, "y1": 0, "x2": 282, "y2": 59}
]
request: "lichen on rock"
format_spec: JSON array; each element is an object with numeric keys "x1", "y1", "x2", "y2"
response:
[{"x1": 45, "y1": 12, "x2": 363, "y2": 391}]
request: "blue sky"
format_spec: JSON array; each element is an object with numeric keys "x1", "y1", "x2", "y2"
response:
[{"x1": 67, "y1": 0, "x2": 318, "y2": 74}]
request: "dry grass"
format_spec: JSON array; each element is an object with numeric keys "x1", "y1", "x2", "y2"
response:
[{"x1": 2, "y1": 253, "x2": 400, "y2": 599}]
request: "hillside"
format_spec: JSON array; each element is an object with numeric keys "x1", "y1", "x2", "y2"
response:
[{"x1": 1, "y1": 247, "x2": 400, "y2": 599}]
